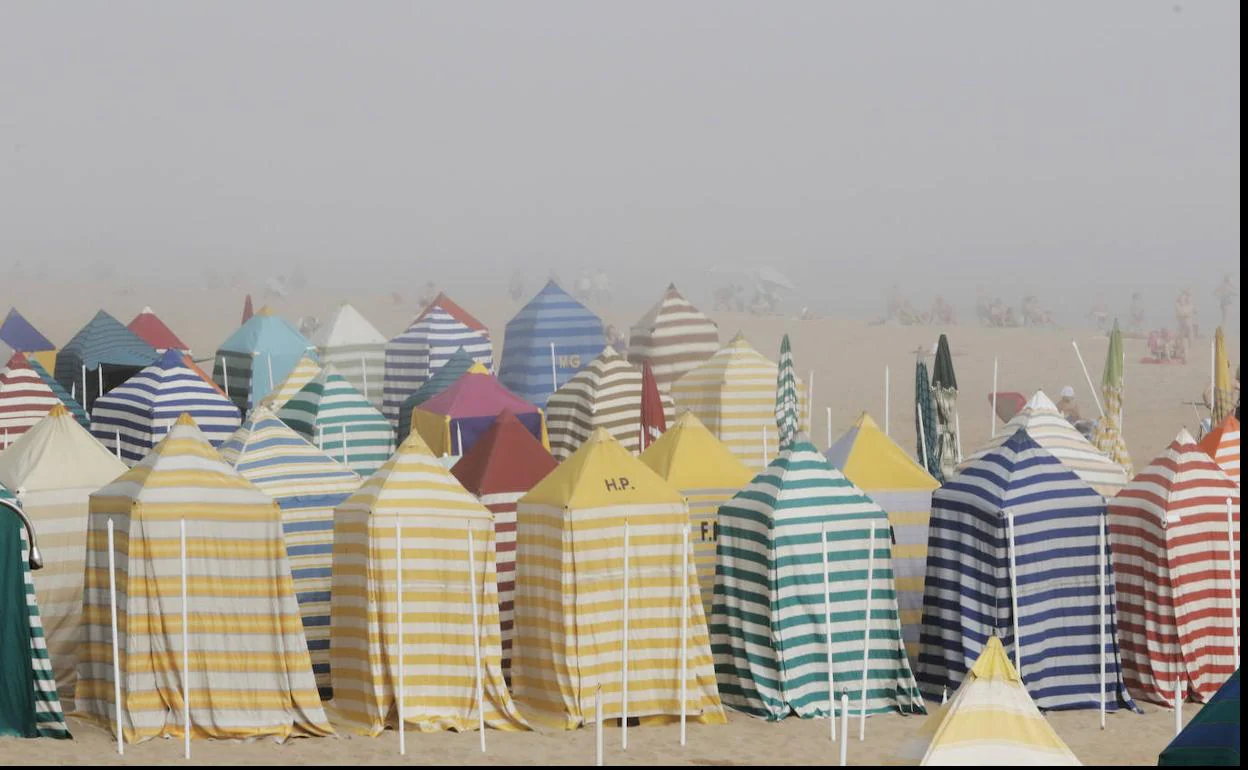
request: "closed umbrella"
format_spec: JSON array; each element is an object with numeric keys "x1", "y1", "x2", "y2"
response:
[
  {"x1": 242, "y1": 294, "x2": 254, "y2": 325},
  {"x1": 1092, "y1": 320, "x2": 1132, "y2": 473},
  {"x1": 639, "y1": 362, "x2": 666, "y2": 450},
  {"x1": 915, "y1": 358, "x2": 940, "y2": 478},
  {"x1": 931, "y1": 334, "x2": 958, "y2": 482},
  {"x1": 774, "y1": 334, "x2": 799, "y2": 450},
  {"x1": 1213, "y1": 327, "x2": 1233, "y2": 425}
]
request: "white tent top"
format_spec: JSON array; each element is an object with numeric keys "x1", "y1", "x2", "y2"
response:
[
  {"x1": 311, "y1": 302, "x2": 386, "y2": 349},
  {"x1": 0, "y1": 405, "x2": 126, "y2": 493}
]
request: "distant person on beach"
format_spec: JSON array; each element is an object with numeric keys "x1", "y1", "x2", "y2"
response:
[
  {"x1": 508, "y1": 271, "x2": 526, "y2": 301},
  {"x1": 1056, "y1": 386, "x2": 1082, "y2": 424},
  {"x1": 929, "y1": 295, "x2": 955, "y2": 326},
  {"x1": 1175, "y1": 288, "x2": 1197, "y2": 343},
  {"x1": 1216, "y1": 274, "x2": 1238, "y2": 328}
]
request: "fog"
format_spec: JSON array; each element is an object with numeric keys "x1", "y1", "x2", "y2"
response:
[{"x1": 1, "y1": 1, "x2": 1240, "y2": 326}]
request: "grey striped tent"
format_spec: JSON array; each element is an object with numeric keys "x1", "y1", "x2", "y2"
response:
[
  {"x1": 310, "y1": 302, "x2": 387, "y2": 411},
  {"x1": 627, "y1": 284, "x2": 719, "y2": 390},
  {"x1": 712, "y1": 436, "x2": 924, "y2": 720},
  {"x1": 917, "y1": 427, "x2": 1136, "y2": 712},
  {"x1": 277, "y1": 367, "x2": 395, "y2": 478}
]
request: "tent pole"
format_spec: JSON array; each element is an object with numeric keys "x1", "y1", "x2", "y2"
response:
[
  {"x1": 397, "y1": 518, "x2": 405, "y2": 755},
  {"x1": 1099, "y1": 514, "x2": 1107, "y2": 730},
  {"x1": 467, "y1": 526, "x2": 485, "y2": 751},
  {"x1": 343, "y1": 424, "x2": 350, "y2": 467},
  {"x1": 838, "y1": 692, "x2": 849, "y2": 765},
  {"x1": 858, "y1": 522, "x2": 874, "y2": 742},
  {"x1": 595, "y1": 685, "x2": 604, "y2": 766},
  {"x1": 457, "y1": 423, "x2": 464, "y2": 457},
  {"x1": 181, "y1": 518, "x2": 190, "y2": 759},
  {"x1": 1174, "y1": 677, "x2": 1182, "y2": 736},
  {"x1": 82, "y1": 365, "x2": 87, "y2": 412},
  {"x1": 267, "y1": 354, "x2": 275, "y2": 397},
  {"x1": 1229, "y1": 497, "x2": 1239, "y2": 669},
  {"x1": 1071, "y1": 340, "x2": 1105, "y2": 418},
  {"x1": 822, "y1": 522, "x2": 837, "y2": 743},
  {"x1": 954, "y1": 412, "x2": 963, "y2": 463},
  {"x1": 115, "y1": 430, "x2": 122, "y2": 460},
  {"x1": 916, "y1": 401, "x2": 929, "y2": 473},
  {"x1": 1007, "y1": 512, "x2": 1023, "y2": 675},
  {"x1": 826, "y1": 407, "x2": 832, "y2": 450},
  {"x1": 221, "y1": 357, "x2": 231, "y2": 402},
  {"x1": 98, "y1": 366, "x2": 104, "y2": 407},
  {"x1": 991, "y1": 358, "x2": 998, "y2": 438},
  {"x1": 621, "y1": 521, "x2": 630, "y2": 750},
  {"x1": 883, "y1": 367, "x2": 890, "y2": 437},
  {"x1": 550, "y1": 343, "x2": 558, "y2": 396},
  {"x1": 680, "y1": 524, "x2": 689, "y2": 747},
  {"x1": 108, "y1": 519, "x2": 123, "y2": 755}
]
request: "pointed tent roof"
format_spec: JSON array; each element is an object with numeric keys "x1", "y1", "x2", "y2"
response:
[
  {"x1": 0, "y1": 404, "x2": 127, "y2": 494},
  {"x1": 276, "y1": 366, "x2": 393, "y2": 476},
  {"x1": 261, "y1": 353, "x2": 322, "y2": 410},
  {"x1": 311, "y1": 302, "x2": 386, "y2": 349},
  {"x1": 55, "y1": 310, "x2": 159, "y2": 370},
  {"x1": 413, "y1": 291, "x2": 488, "y2": 331},
  {"x1": 1159, "y1": 669, "x2": 1240, "y2": 766},
  {"x1": 522, "y1": 427, "x2": 684, "y2": 510},
  {"x1": 0, "y1": 308, "x2": 55, "y2": 352},
  {"x1": 0, "y1": 351, "x2": 64, "y2": 439},
  {"x1": 828, "y1": 412, "x2": 939, "y2": 490},
  {"x1": 417, "y1": 362, "x2": 540, "y2": 419},
  {"x1": 404, "y1": 347, "x2": 476, "y2": 407},
  {"x1": 498, "y1": 279, "x2": 606, "y2": 406},
  {"x1": 343, "y1": 429, "x2": 494, "y2": 520},
  {"x1": 451, "y1": 409, "x2": 557, "y2": 497},
  {"x1": 26, "y1": 357, "x2": 89, "y2": 428},
  {"x1": 242, "y1": 294, "x2": 254, "y2": 325},
  {"x1": 639, "y1": 411, "x2": 753, "y2": 490},
  {"x1": 1116, "y1": 429, "x2": 1237, "y2": 525},
  {"x1": 218, "y1": 307, "x2": 311, "y2": 356},
  {"x1": 127, "y1": 306, "x2": 189, "y2": 352},
  {"x1": 219, "y1": 405, "x2": 361, "y2": 495},
  {"x1": 1198, "y1": 414, "x2": 1240, "y2": 484},
  {"x1": 627, "y1": 283, "x2": 720, "y2": 388}
]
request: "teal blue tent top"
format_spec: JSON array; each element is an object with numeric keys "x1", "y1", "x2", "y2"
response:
[
  {"x1": 213, "y1": 310, "x2": 314, "y2": 409},
  {"x1": 54, "y1": 311, "x2": 158, "y2": 372}
]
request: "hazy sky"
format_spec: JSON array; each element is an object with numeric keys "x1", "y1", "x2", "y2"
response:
[{"x1": 1, "y1": 1, "x2": 1240, "y2": 320}]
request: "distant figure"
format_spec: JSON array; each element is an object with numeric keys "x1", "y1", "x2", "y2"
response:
[
  {"x1": 605, "y1": 324, "x2": 627, "y2": 351},
  {"x1": 1056, "y1": 386, "x2": 1082, "y2": 424},
  {"x1": 1022, "y1": 295, "x2": 1049, "y2": 327},
  {"x1": 573, "y1": 272, "x2": 592, "y2": 303},
  {"x1": 298, "y1": 316, "x2": 320, "y2": 338},
  {"x1": 1088, "y1": 300, "x2": 1110, "y2": 332},
  {"x1": 1128, "y1": 292, "x2": 1146, "y2": 333},
  {"x1": 508, "y1": 271, "x2": 526, "y2": 301},
  {"x1": 417, "y1": 280, "x2": 438, "y2": 309},
  {"x1": 1175, "y1": 289, "x2": 1197, "y2": 344},
  {"x1": 592, "y1": 270, "x2": 611, "y2": 305},
  {"x1": 988, "y1": 297, "x2": 1009, "y2": 327},
  {"x1": 1216, "y1": 274, "x2": 1238, "y2": 328},
  {"x1": 929, "y1": 295, "x2": 955, "y2": 326}
]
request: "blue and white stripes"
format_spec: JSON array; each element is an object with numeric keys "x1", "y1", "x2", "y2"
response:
[{"x1": 498, "y1": 280, "x2": 605, "y2": 407}]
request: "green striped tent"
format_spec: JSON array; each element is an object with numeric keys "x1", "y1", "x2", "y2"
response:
[
  {"x1": 277, "y1": 367, "x2": 395, "y2": 478},
  {"x1": 712, "y1": 436, "x2": 924, "y2": 721}
]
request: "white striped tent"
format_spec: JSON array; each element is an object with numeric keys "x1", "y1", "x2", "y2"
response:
[
  {"x1": 260, "y1": 354, "x2": 321, "y2": 411},
  {"x1": 1199, "y1": 415, "x2": 1240, "y2": 484},
  {"x1": 90, "y1": 349, "x2": 242, "y2": 465},
  {"x1": 545, "y1": 345, "x2": 674, "y2": 460},
  {"x1": 310, "y1": 303, "x2": 387, "y2": 411},
  {"x1": 962, "y1": 390, "x2": 1129, "y2": 497},
  {"x1": 278, "y1": 367, "x2": 395, "y2": 478},
  {"x1": 712, "y1": 436, "x2": 924, "y2": 720},
  {"x1": 627, "y1": 284, "x2": 720, "y2": 390},
  {"x1": 219, "y1": 406, "x2": 362, "y2": 697},
  {"x1": 382, "y1": 293, "x2": 493, "y2": 429},
  {"x1": 670, "y1": 332, "x2": 809, "y2": 470},
  {"x1": 0, "y1": 351, "x2": 64, "y2": 446},
  {"x1": 329, "y1": 430, "x2": 525, "y2": 734},
  {"x1": 77, "y1": 415, "x2": 331, "y2": 743}
]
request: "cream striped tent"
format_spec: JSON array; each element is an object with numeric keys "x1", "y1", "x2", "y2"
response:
[
  {"x1": 0, "y1": 351, "x2": 64, "y2": 446},
  {"x1": 627, "y1": 284, "x2": 720, "y2": 390},
  {"x1": 311, "y1": 302, "x2": 387, "y2": 411},
  {"x1": 219, "y1": 406, "x2": 361, "y2": 697},
  {"x1": 278, "y1": 367, "x2": 395, "y2": 478},
  {"x1": 961, "y1": 390, "x2": 1128, "y2": 497},
  {"x1": 0, "y1": 405, "x2": 126, "y2": 697},
  {"x1": 1199, "y1": 415, "x2": 1240, "y2": 484},
  {"x1": 329, "y1": 431, "x2": 525, "y2": 734},
  {"x1": 260, "y1": 354, "x2": 321, "y2": 411},
  {"x1": 639, "y1": 411, "x2": 753, "y2": 619},
  {"x1": 546, "y1": 345, "x2": 674, "y2": 460},
  {"x1": 513, "y1": 428, "x2": 726, "y2": 729},
  {"x1": 77, "y1": 415, "x2": 332, "y2": 743},
  {"x1": 670, "y1": 332, "x2": 809, "y2": 470}
]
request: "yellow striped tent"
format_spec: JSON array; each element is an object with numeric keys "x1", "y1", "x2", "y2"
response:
[
  {"x1": 260, "y1": 353, "x2": 321, "y2": 411},
  {"x1": 329, "y1": 430, "x2": 525, "y2": 734},
  {"x1": 627, "y1": 284, "x2": 720, "y2": 390},
  {"x1": 0, "y1": 405, "x2": 127, "y2": 698},
  {"x1": 77, "y1": 414, "x2": 332, "y2": 743},
  {"x1": 639, "y1": 412, "x2": 753, "y2": 619},
  {"x1": 512, "y1": 428, "x2": 726, "y2": 729},
  {"x1": 670, "y1": 332, "x2": 809, "y2": 470}
]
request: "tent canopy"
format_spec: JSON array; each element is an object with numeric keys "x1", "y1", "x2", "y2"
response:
[
  {"x1": 410, "y1": 362, "x2": 545, "y2": 456},
  {"x1": 127, "y1": 306, "x2": 190, "y2": 352},
  {"x1": 214, "y1": 309, "x2": 314, "y2": 409},
  {"x1": 627, "y1": 284, "x2": 719, "y2": 389},
  {"x1": 498, "y1": 279, "x2": 605, "y2": 407},
  {"x1": 0, "y1": 308, "x2": 55, "y2": 353},
  {"x1": 1198, "y1": 414, "x2": 1240, "y2": 484},
  {"x1": 1159, "y1": 669, "x2": 1240, "y2": 766}
]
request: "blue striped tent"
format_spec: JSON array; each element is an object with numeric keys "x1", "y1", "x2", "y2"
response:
[
  {"x1": 498, "y1": 280, "x2": 605, "y2": 407},
  {"x1": 916, "y1": 427, "x2": 1136, "y2": 712},
  {"x1": 219, "y1": 406, "x2": 360, "y2": 697},
  {"x1": 52, "y1": 310, "x2": 159, "y2": 413},
  {"x1": 91, "y1": 349, "x2": 242, "y2": 464},
  {"x1": 213, "y1": 308, "x2": 315, "y2": 412}
]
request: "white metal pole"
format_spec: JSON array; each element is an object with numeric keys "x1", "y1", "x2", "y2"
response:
[
  {"x1": 1099, "y1": 514, "x2": 1107, "y2": 730},
  {"x1": 550, "y1": 343, "x2": 559, "y2": 395},
  {"x1": 467, "y1": 527, "x2": 486, "y2": 751},
  {"x1": 595, "y1": 685, "x2": 604, "y2": 766},
  {"x1": 115, "y1": 429, "x2": 122, "y2": 460},
  {"x1": 180, "y1": 518, "x2": 190, "y2": 759},
  {"x1": 342, "y1": 424, "x2": 350, "y2": 466},
  {"x1": 622, "y1": 522, "x2": 630, "y2": 750},
  {"x1": 221, "y1": 356, "x2": 231, "y2": 401},
  {"x1": 826, "y1": 407, "x2": 833, "y2": 450},
  {"x1": 822, "y1": 523, "x2": 837, "y2": 743},
  {"x1": 838, "y1": 692, "x2": 849, "y2": 766},
  {"x1": 360, "y1": 354, "x2": 369, "y2": 401},
  {"x1": 954, "y1": 412, "x2": 963, "y2": 463},
  {"x1": 1229, "y1": 497, "x2": 1239, "y2": 668},
  {"x1": 680, "y1": 524, "x2": 690, "y2": 747},
  {"x1": 859, "y1": 522, "x2": 875, "y2": 742},
  {"x1": 457, "y1": 422, "x2": 465, "y2": 457},
  {"x1": 1072, "y1": 340, "x2": 1105, "y2": 418},
  {"x1": 991, "y1": 358, "x2": 999, "y2": 438},
  {"x1": 81, "y1": 365, "x2": 87, "y2": 412},
  {"x1": 397, "y1": 518, "x2": 405, "y2": 755},
  {"x1": 884, "y1": 366, "x2": 891, "y2": 436},
  {"x1": 1174, "y1": 676, "x2": 1182, "y2": 736},
  {"x1": 317, "y1": 424, "x2": 324, "y2": 451},
  {"x1": 98, "y1": 366, "x2": 104, "y2": 405},
  {"x1": 108, "y1": 519, "x2": 123, "y2": 755},
  {"x1": 916, "y1": 401, "x2": 929, "y2": 473},
  {"x1": 267, "y1": 353, "x2": 275, "y2": 396},
  {"x1": 1007, "y1": 512, "x2": 1023, "y2": 675}
]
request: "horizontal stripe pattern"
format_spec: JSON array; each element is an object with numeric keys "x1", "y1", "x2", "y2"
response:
[
  {"x1": 1198, "y1": 416, "x2": 1239, "y2": 484},
  {"x1": 9, "y1": 513, "x2": 71, "y2": 738},
  {"x1": 278, "y1": 369, "x2": 394, "y2": 478},
  {"x1": 498, "y1": 280, "x2": 605, "y2": 407},
  {"x1": 53, "y1": 311, "x2": 159, "y2": 412},
  {"x1": 627, "y1": 285, "x2": 719, "y2": 389},
  {"x1": 0, "y1": 352, "x2": 63, "y2": 441},
  {"x1": 260, "y1": 355, "x2": 320, "y2": 411},
  {"x1": 311, "y1": 303, "x2": 388, "y2": 410}
]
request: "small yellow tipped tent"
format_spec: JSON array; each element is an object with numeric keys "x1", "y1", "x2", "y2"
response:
[{"x1": 261, "y1": 353, "x2": 321, "y2": 410}]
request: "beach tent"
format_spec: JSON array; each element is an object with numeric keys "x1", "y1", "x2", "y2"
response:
[
  {"x1": 396, "y1": 347, "x2": 476, "y2": 437},
  {"x1": 0, "y1": 308, "x2": 57, "y2": 373},
  {"x1": 77, "y1": 415, "x2": 331, "y2": 743},
  {"x1": 0, "y1": 488, "x2": 71, "y2": 739},
  {"x1": 409, "y1": 363, "x2": 546, "y2": 456},
  {"x1": 712, "y1": 436, "x2": 924, "y2": 720},
  {"x1": 670, "y1": 332, "x2": 809, "y2": 470},
  {"x1": 961, "y1": 390, "x2": 1129, "y2": 497},
  {"x1": 0, "y1": 352, "x2": 64, "y2": 446},
  {"x1": 1158, "y1": 669, "x2": 1240, "y2": 766},
  {"x1": 450, "y1": 409, "x2": 558, "y2": 677},
  {"x1": 917, "y1": 428, "x2": 1134, "y2": 711},
  {"x1": 827, "y1": 412, "x2": 939, "y2": 662},
  {"x1": 546, "y1": 345, "x2": 675, "y2": 460},
  {"x1": 260, "y1": 353, "x2": 321, "y2": 411},
  {"x1": 0, "y1": 405, "x2": 126, "y2": 695},
  {"x1": 328, "y1": 430, "x2": 525, "y2": 734},
  {"x1": 1199, "y1": 414, "x2": 1240, "y2": 484},
  {"x1": 212, "y1": 308, "x2": 314, "y2": 411},
  {"x1": 627, "y1": 284, "x2": 719, "y2": 389},
  {"x1": 91, "y1": 349, "x2": 242, "y2": 464},
  {"x1": 382, "y1": 293, "x2": 493, "y2": 428},
  {"x1": 277, "y1": 366, "x2": 394, "y2": 477},
  {"x1": 498, "y1": 280, "x2": 606, "y2": 407},
  {"x1": 1108, "y1": 430, "x2": 1239, "y2": 705},
  {"x1": 512, "y1": 428, "x2": 725, "y2": 729},
  {"x1": 27, "y1": 357, "x2": 90, "y2": 429},
  {"x1": 639, "y1": 411, "x2": 753, "y2": 619},
  {"x1": 127, "y1": 306, "x2": 190, "y2": 353},
  {"x1": 53, "y1": 310, "x2": 159, "y2": 413},
  {"x1": 310, "y1": 302, "x2": 387, "y2": 411}
]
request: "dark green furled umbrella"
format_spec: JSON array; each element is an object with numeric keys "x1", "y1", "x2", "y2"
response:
[
  {"x1": 931, "y1": 334, "x2": 958, "y2": 481},
  {"x1": 1159, "y1": 669, "x2": 1239, "y2": 766},
  {"x1": 775, "y1": 334, "x2": 799, "y2": 450},
  {"x1": 915, "y1": 357, "x2": 941, "y2": 479}
]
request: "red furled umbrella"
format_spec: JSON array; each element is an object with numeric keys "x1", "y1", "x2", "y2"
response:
[
  {"x1": 241, "y1": 294, "x2": 254, "y2": 325},
  {"x1": 640, "y1": 362, "x2": 667, "y2": 450}
]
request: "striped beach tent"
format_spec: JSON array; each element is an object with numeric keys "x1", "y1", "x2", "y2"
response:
[
  {"x1": 127, "y1": 306, "x2": 190, "y2": 353},
  {"x1": 27, "y1": 358, "x2": 90, "y2": 428},
  {"x1": 91, "y1": 349, "x2": 242, "y2": 464},
  {"x1": 53, "y1": 310, "x2": 159, "y2": 413},
  {"x1": 0, "y1": 489, "x2": 71, "y2": 739},
  {"x1": 627, "y1": 284, "x2": 719, "y2": 390},
  {"x1": 498, "y1": 280, "x2": 606, "y2": 407},
  {"x1": 1159, "y1": 669, "x2": 1240, "y2": 766},
  {"x1": 545, "y1": 346, "x2": 675, "y2": 460},
  {"x1": 917, "y1": 428, "x2": 1135, "y2": 711},
  {"x1": 77, "y1": 415, "x2": 332, "y2": 743},
  {"x1": 640, "y1": 411, "x2": 753, "y2": 619},
  {"x1": 329, "y1": 430, "x2": 526, "y2": 734},
  {"x1": 382, "y1": 293, "x2": 493, "y2": 428},
  {"x1": 0, "y1": 406, "x2": 126, "y2": 697},
  {"x1": 512, "y1": 428, "x2": 726, "y2": 729},
  {"x1": 451, "y1": 409, "x2": 558, "y2": 677},
  {"x1": 277, "y1": 367, "x2": 394, "y2": 477},
  {"x1": 1108, "y1": 430, "x2": 1240, "y2": 705},
  {"x1": 670, "y1": 332, "x2": 809, "y2": 470},
  {"x1": 396, "y1": 347, "x2": 476, "y2": 437},
  {"x1": 712, "y1": 437, "x2": 924, "y2": 720},
  {"x1": 213, "y1": 308, "x2": 314, "y2": 411},
  {"x1": 260, "y1": 353, "x2": 321, "y2": 411},
  {"x1": 0, "y1": 352, "x2": 63, "y2": 446},
  {"x1": 410, "y1": 363, "x2": 547, "y2": 457},
  {"x1": 310, "y1": 302, "x2": 387, "y2": 411},
  {"x1": 961, "y1": 390, "x2": 1129, "y2": 497},
  {"x1": 1199, "y1": 415, "x2": 1240, "y2": 484},
  {"x1": 827, "y1": 412, "x2": 939, "y2": 662},
  {"x1": 219, "y1": 406, "x2": 362, "y2": 697},
  {"x1": 0, "y1": 308, "x2": 57, "y2": 373}
]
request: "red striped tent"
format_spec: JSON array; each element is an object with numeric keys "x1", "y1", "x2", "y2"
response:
[
  {"x1": 0, "y1": 352, "x2": 63, "y2": 446},
  {"x1": 1108, "y1": 429, "x2": 1240, "y2": 705},
  {"x1": 1199, "y1": 415, "x2": 1240, "y2": 485}
]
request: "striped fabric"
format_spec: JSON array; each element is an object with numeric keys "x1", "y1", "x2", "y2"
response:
[
  {"x1": 962, "y1": 390, "x2": 1129, "y2": 497},
  {"x1": 77, "y1": 415, "x2": 332, "y2": 743},
  {"x1": 396, "y1": 347, "x2": 476, "y2": 439},
  {"x1": 91, "y1": 350, "x2": 242, "y2": 465},
  {"x1": 1108, "y1": 430, "x2": 1240, "y2": 705},
  {"x1": 498, "y1": 280, "x2": 606, "y2": 407},
  {"x1": 513, "y1": 428, "x2": 725, "y2": 729},
  {"x1": 260, "y1": 354, "x2": 321, "y2": 411},
  {"x1": 278, "y1": 367, "x2": 395, "y2": 478},
  {"x1": 311, "y1": 303, "x2": 387, "y2": 411},
  {"x1": 1199, "y1": 415, "x2": 1240, "y2": 484},
  {"x1": 213, "y1": 309, "x2": 314, "y2": 411},
  {"x1": 931, "y1": 334, "x2": 959, "y2": 483},
  {"x1": 53, "y1": 310, "x2": 159, "y2": 413},
  {"x1": 28, "y1": 359, "x2": 89, "y2": 428},
  {"x1": 712, "y1": 437, "x2": 923, "y2": 720},
  {"x1": 382, "y1": 294, "x2": 493, "y2": 428},
  {"x1": 671, "y1": 332, "x2": 809, "y2": 470},
  {"x1": 775, "y1": 334, "x2": 799, "y2": 449},
  {"x1": 329, "y1": 431, "x2": 525, "y2": 734},
  {"x1": 219, "y1": 406, "x2": 361, "y2": 697},
  {"x1": 1092, "y1": 321, "x2": 1133, "y2": 474},
  {"x1": 627, "y1": 284, "x2": 719, "y2": 390},
  {"x1": 0, "y1": 352, "x2": 62, "y2": 445},
  {"x1": 545, "y1": 346, "x2": 674, "y2": 460},
  {"x1": 915, "y1": 360, "x2": 942, "y2": 481},
  {"x1": 917, "y1": 427, "x2": 1135, "y2": 712}
]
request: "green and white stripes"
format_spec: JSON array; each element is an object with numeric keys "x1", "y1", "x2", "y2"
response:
[
  {"x1": 774, "y1": 334, "x2": 799, "y2": 451},
  {"x1": 278, "y1": 367, "x2": 395, "y2": 478}
]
